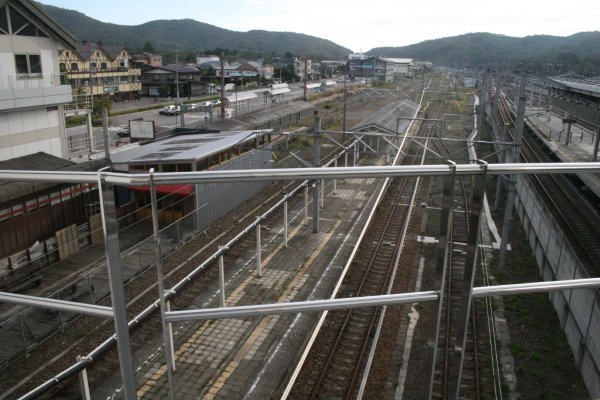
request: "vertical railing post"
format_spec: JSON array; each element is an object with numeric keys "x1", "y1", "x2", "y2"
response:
[
  {"x1": 98, "y1": 172, "x2": 136, "y2": 400},
  {"x1": 218, "y1": 247, "x2": 226, "y2": 307},
  {"x1": 149, "y1": 169, "x2": 176, "y2": 399},
  {"x1": 77, "y1": 356, "x2": 92, "y2": 400},
  {"x1": 256, "y1": 217, "x2": 262, "y2": 277},
  {"x1": 333, "y1": 159, "x2": 337, "y2": 195},
  {"x1": 283, "y1": 193, "x2": 288, "y2": 248}
]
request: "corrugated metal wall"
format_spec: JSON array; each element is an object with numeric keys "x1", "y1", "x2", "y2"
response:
[{"x1": 194, "y1": 144, "x2": 273, "y2": 231}]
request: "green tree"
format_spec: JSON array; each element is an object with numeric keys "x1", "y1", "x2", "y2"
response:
[
  {"x1": 92, "y1": 95, "x2": 112, "y2": 122},
  {"x1": 142, "y1": 41, "x2": 155, "y2": 53},
  {"x1": 158, "y1": 84, "x2": 170, "y2": 98}
]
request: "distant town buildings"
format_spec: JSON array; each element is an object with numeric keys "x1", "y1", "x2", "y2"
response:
[
  {"x1": 58, "y1": 45, "x2": 141, "y2": 102},
  {"x1": 348, "y1": 55, "x2": 414, "y2": 81}
]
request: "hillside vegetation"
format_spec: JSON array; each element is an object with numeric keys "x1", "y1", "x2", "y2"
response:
[
  {"x1": 36, "y1": 2, "x2": 351, "y2": 59},
  {"x1": 369, "y1": 32, "x2": 600, "y2": 75}
]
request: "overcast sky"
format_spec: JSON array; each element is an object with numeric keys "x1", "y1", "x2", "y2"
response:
[{"x1": 39, "y1": 0, "x2": 600, "y2": 52}]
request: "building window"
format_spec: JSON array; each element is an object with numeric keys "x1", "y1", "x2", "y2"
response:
[
  {"x1": 15, "y1": 54, "x2": 41, "y2": 75},
  {"x1": 101, "y1": 62, "x2": 107, "y2": 70},
  {"x1": 71, "y1": 63, "x2": 78, "y2": 71},
  {"x1": 90, "y1": 62, "x2": 97, "y2": 70},
  {"x1": 0, "y1": 5, "x2": 8, "y2": 34}
]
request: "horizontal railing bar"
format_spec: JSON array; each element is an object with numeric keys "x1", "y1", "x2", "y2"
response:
[
  {"x1": 1, "y1": 162, "x2": 599, "y2": 186},
  {"x1": 472, "y1": 278, "x2": 600, "y2": 297},
  {"x1": 165, "y1": 278, "x2": 600, "y2": 323},
  {"x1": 0, "y1": 291, "x2": 113, "y2": 318},
  {"x1": 165, "y1": 292, "x2": 440, "y2": 323}
]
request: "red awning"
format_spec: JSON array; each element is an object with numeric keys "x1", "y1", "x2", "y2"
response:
[{"x1": 127, "y1": 184, "x2": 193, "y2": 196}]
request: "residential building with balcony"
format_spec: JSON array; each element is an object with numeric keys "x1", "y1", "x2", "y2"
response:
[
  {"x1": 58, "y1": 45, "x2": 141, "y2": 102},
  {"x1": 293, "y1": 58, "x2": 312, "y2": 80},
  {"x1": 0, "y1": 0, "x2": 76, "y2": 161},
  {"x1": 141, "y1": 64, "x2": 204, "y2": 97}
]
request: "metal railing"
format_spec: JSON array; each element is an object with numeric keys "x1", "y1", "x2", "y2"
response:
[
  {"x1": 0, "y1": 73, "x2": 67, "y2": 91},
  {"x1": 2, "y1": 163, "x2": 600, "y2": 400}
]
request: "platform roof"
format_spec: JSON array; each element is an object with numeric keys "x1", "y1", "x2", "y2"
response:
[
  {"x1": 550, "y1": 76, "x2": 600, "y2": 99},
  {"x1": 0, "y1": 152, "x2": 108, "y2": 204},
  {"x1": 225, "y1": 92, "x2": 258, "y2": 103},
  {"x1": 110, "y1": 130, "x2": 273, "y2": 169}
]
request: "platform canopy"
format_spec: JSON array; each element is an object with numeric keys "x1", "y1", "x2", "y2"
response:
[{"x1": 225, "y1": 92, "x2": 258, "y2": 103}]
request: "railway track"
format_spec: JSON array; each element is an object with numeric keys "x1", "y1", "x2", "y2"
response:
[
  {"x1": 287, "y1": 103, "x2": 433, "y2": 399},
  {"x1": 498, "y1": 95, "x2": 600, "y2": 275}
]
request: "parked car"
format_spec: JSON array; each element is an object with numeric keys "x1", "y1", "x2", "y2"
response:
[
  {"x1": 116, "y1": 126, "x2": 129, "y2": 138},
  {"x1": 159, "y1": 105, "x2": 181, "y2": 115}
]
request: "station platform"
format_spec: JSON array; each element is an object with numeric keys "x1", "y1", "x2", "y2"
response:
[
  {"x1": 93, "y1": 159, "x2": 388, "y2": 399},
  {"x1": 525, "y1": 107, "x2": 600, "y2": 196}
]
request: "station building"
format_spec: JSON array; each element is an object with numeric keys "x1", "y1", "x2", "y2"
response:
[{"x1": 110, "y1": 129, "x2": 276, "y2": 230}]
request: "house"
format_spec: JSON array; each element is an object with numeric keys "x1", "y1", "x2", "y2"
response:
[
  {"x1": 141, "y1": 64, "x2": 204, "y2": 97},
  {"x1": 59, "y1": 45, "x2": 141, "y2": 102},
  {"x1": 0, "y1": 0, "x2": 76, "y2": 161},
  {"x1": 196, "y1": 55, "x2": 220, "y2": 65},
  {"x1": 132, "y1": 52, "x2": 163, "y2": 67},
  {"x1": 293, "y1": 58, "x2": 312, "y2": 80}
]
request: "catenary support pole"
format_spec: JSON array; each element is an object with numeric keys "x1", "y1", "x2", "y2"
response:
[
  {"x1": 448, "y1": 161, "x2": 488, "y2": 400},
  {"x1": 494, "y1": 123, "x2": 510, "y2": 211},
  {"x1": 304, "y1": 184, "x2": 309, "y2": 227},
  {"x1": 283, "y1": 194, "x2": 288, "y2": 248},
  {"x1": 102, "y1": 108, "x2": 110, "y2": 158},
  {"x1": 498, "y1": 75, "x2": 527, "y2": 272},
  {"x1": 424, "y1": 161, "x2": 456, "y2": 398},
  {"x1": 312, "y1": 112, "x2": 321, "y2": 233}
]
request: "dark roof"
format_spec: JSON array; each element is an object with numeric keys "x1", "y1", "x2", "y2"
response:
[
  {"x1": 4, "y1": 0, "x2": 77, "y2": 48},
  {"x1": 0, "y1": 153, "x2": 109, "y2": 205},
  {"x1": 160, "y1": 64, "x2": 201, "y2": 74},
  {"x1": 73, "y1": 45, "x2": 128, "y2": 61}
]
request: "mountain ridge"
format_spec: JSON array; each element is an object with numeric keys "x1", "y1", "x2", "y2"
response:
[
  {"x1": 35, "y1": 2, "x2": 352, "y2": 59},
  {"x1": 367, "y1": 32, "x2": 600, "y2": 73}
]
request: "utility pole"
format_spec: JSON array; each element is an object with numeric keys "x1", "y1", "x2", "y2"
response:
[
  {"x1": 83, "y1": 41, "x2": 95, "y2": 156},
  {"x1": 498, "y1": 74, "x2": 527, "y2": 271},
  {"x1": 312, "y1": 111, "x2": 321, "y2": 233},
  {"x1": 220, "y1": 51, "x2": 225, "y2": 120},
  {"x1": 303, "y1": 57, "x2": 308, "y2": 101}
]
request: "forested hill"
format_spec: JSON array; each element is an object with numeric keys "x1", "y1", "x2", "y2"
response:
[
  {"x1": 369, "y1": 32, "x2": 600, "y2": 74},
  {"x1": 35, "y1": 2, "x2": 351, "y2": 59}
]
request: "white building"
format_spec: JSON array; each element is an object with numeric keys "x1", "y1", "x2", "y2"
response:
[
  {"x1": 196, "y1": 55, "x2": 220, "y2": 65},
  {"x1": 0, "y1": 0, "x2": 76, "y2": 161},
  {"x1": 293, "y1": 58, "x2": 312, "y2": 80}
]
